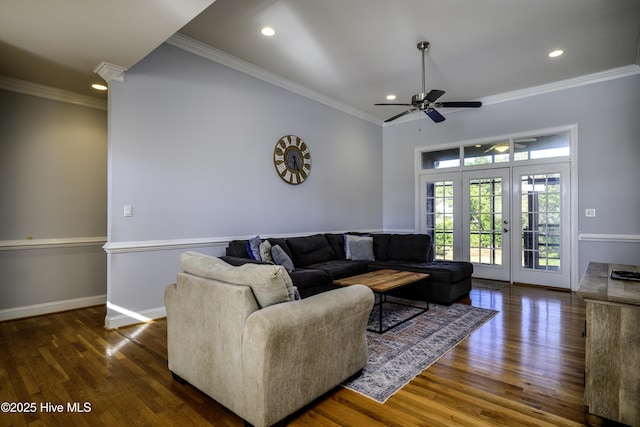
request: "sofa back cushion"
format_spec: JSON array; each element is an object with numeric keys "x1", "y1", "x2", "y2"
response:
[
  {"x1": 180, "y1": 251, "x2": 295, "y2": 308},
  {"x1": 387, "y1": 234, "x2": 432, "y2": 262},
  {"x1": 227, "y1": 240, "x2": 250, "y2": 258},
  {"x1": 285, "y1": 234, "x2": 336, "y2": 267},
  {"x1": 371, "y1": 234, "x2": 392, "y2": 261},
  {"x1": 324, "y1": 233, "x2": 345, "y2": 259}
]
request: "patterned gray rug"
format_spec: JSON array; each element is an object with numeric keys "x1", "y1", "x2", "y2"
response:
[
  {"x1": 342, "y1": 298, "x2": 498, "y2": 403},
  {"x1": 472, "y1": 278, "x2": 509, "y2": 289}
]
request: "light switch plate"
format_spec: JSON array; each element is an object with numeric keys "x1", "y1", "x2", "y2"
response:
[
  {"x1": 585, "y1": 208, "x2": 596, "y2": 217},
  {"x1": 124, "y1": 205, "x2": 132, "y2": 217}
]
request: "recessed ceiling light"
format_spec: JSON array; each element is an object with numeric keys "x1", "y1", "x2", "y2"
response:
[
  {"x1": 91, "y1": 83, "x2": 107, "y2": 91},
  {"x1": 261, "y1": 27, "x2": 276, "y2": 37},
  {"x1": 386, "y1": 94, "x2": 396, "y2": 100},
  {"x1": 548, "y1": 49, "x2": 564, "y2": 58}
]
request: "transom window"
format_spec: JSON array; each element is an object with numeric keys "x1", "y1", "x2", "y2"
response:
[{"x1": 421, "y1": 131, "x2": 570, "y2": 170}]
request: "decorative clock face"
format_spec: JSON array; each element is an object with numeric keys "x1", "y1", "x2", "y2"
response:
[{"x1": 273, "y1": 135, "x2": 311, "y2": 185}]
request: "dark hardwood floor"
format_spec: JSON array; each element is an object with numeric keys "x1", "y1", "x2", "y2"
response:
[{"x1": 0, "y1": 285, "x2": 617, "y2": 426}]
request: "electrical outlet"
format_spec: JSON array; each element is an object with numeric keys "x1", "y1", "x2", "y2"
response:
[{"x1": 585, "y1": 208, "x2": 596, "y2": 217}]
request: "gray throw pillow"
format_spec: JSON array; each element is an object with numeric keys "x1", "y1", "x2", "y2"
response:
[
  {"x1": 271, "y1": 244, "x2": 295, "y2": 273},
  {"x1": 347, "y1": 235, "x2": 375, "y2": 261}
]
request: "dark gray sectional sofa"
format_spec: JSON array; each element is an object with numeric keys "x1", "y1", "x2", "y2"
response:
[{"x1": 222, "y1": 233, "x2": 473, "y2": 305}]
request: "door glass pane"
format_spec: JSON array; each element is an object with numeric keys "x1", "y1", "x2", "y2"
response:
[
  {"x1": 469, "y1": 177, "x2": 503, "y2": 265},
  {"x1": 425, "y1": 180, "x2": 454, "y2": 260},
  {"x1": 520, "y1": 173, "x2": 561, "y2": 270}
]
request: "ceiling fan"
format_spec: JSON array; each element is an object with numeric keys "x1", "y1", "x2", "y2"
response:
[{"x1": 375, "y1": 41, "x2": 482, "y2": 123}]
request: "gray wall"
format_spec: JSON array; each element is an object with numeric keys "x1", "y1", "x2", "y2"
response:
[
  {"x1": 0, "y1": 89, "x2": 107, "y2": 314},
  {"x1": 105, "y1": 43, "x2": 382, "y2": 326},
  {"x1": 382, "y1": 73, "x2": 640, "y2": 285}
]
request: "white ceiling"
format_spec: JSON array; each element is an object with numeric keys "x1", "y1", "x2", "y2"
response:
[
  {"x1": 1, "y1": 0, "x2": 639, "y2": 122},
  {"x1": 0, "y1": 0, "x2": 215, "y2": 99}
]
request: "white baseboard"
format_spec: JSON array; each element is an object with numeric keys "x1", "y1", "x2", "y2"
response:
[
  {"x1": 104, "y1": 306, "x2": 166, "y2": 330},
  {"x1": 0, "y1": 294, "x2": 107, "y2": 322}
]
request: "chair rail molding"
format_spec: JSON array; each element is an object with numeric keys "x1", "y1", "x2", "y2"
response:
[
  {"x1": 0, "y1": 236, "x2": 107, "y2": 251},
  {"x1": 578, "y1": 233, "x2": 640, "y2": 243}
]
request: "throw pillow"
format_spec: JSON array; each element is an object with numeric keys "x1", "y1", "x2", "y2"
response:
[
  {"x1": 259, "y1": 240, "x2": 274, "y2": 263},
  {"x1": 249, "y1": 235, "x2": 262, "y2": 260},
  {"x1": 345, "y1": 235, "x2": 375, "y2": 261},
  {"x1": 271, "y1": 244, "x2": 295, "y2": 273},
  {"x1": 350, "y1": 237, "x2": 375, "y2": 261},
  {"x1": 246, "y1": 242, "x2": 256, "y2": 260},
  {"x1": 179, "y1": 251, "x2": 295, "y2": 308},
  {"x1": 344, "y1": 234, "x2": 375, "y2": 261}
]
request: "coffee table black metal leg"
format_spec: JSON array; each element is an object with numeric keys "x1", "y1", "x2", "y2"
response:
[{"x1": 378, "y1": 293, "x2": 384, "y2": 333}]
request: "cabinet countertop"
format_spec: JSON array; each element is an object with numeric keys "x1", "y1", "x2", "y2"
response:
[{"x1": 577, "y1": 262, "x2": 640, "y2": 306}]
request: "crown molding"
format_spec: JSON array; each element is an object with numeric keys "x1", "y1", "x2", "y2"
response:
[
  {"x1": 385, "y1": 64, "x2": 640, "y2": 126},
  {"x1": 93, "y1": 61, "x2": 126, "y2": 83},
  {"x1": 480, "y1": 64, "x2": 640, "y2": 106},
  {"x1": 167, "y1": 33, "x2": 382, "y2": 126},
  {"x1": 168, "y1": 34, "x2": 640, "y2": 127},
  {"x1": 0, "y1": 75, "x2": 107, "y2": 110}
]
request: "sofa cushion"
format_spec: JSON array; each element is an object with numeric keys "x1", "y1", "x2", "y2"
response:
[
  {"x1": 286, "y1": 234, "x2": 336, "y2": 267},
  {"x1": 371, "y1": 234, "x2": 392, "y2": 261},
  {"x1": 368, "y1": 260, "x2": 472, "y2": 283},
  {"x1": 288, "y1": 268, "x2": 330, "y2": 293},
  {"x1": 324, "y1": 233, "x2": 345, "y2": 259},
  {"x1": 227, "y1": 239, "x2": 250, "y2": 257},
  {"x1": 344, "y1": 234, "x2": 374, "y2": 261},
  {"x1": 180, "y1": 251, "x2": 295, "y2": 308},
  {"x1": 387, "y1": 234, "x2": 431, "y2": 262},
  {"x1": 304, "y1": 260, "x2": 369, "y2": 281}
]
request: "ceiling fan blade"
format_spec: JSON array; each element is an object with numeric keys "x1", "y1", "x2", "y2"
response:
[
  {"x1": 425, "y1": 89, "x2": 445, "y2": 102},
  {"x1": 374, "y1": 103, "x2": 412, "y2": 106},
  {"x1": 425, "y1": 108, "x2": 446, "y2": 123},
  {"x1": 438, "y1": 101, "x2": 482, "y2": 108},
  {"x1": 384, "y1": 108, "x2": 417, "y2": 122}
]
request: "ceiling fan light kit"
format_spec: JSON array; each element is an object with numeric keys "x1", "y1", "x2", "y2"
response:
[{"x1": 375, "y1": 41, "x2": 482, "y2": 123}]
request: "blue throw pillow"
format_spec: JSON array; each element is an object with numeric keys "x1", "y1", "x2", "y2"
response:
[
  {"x1": 249, "y1": 235, "x2": 262, "y2": 260},
  {"x1": 246, "y1": 241, "x2": 256, "y2": 260},
  {"x1": 272, "y1": 244, "x2": 295, "y2": 273}
]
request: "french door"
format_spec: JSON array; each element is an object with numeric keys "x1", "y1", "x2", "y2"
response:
[
  {"x1": 512, "y1": 163, "x2": 570, "y2": 288},
  {"x1": 462, "y1": 168, "x2": 510, "y2": 281},
  {"x1": 420, "y1": 163, "x2": 570, "y2": 288}
]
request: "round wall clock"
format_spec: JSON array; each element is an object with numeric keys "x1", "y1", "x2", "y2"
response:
[{"x1": 273, "y1": 135, "x2": 311, "y2": 185}]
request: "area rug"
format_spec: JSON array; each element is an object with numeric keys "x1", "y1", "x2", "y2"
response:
[
  {"x1": 342, "y1": 298, "x2": 498, "y2": 403},
  {"x1": 472, "y1": 278, "x2": 509, "y2": 289}
]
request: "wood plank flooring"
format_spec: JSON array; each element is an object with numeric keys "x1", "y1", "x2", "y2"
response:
[{"x1": 0, "y1": 285, "x2": 623, "y2": 426}]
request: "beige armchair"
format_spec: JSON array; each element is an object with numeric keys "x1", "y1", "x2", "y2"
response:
[{"x1": 165, "y1": 252, "x2": 374, "y2": 427}]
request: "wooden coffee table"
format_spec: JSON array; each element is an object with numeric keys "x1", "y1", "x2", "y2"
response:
[{"x1": 334, "y1": 269, "x2": 430, "y2": 333}]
